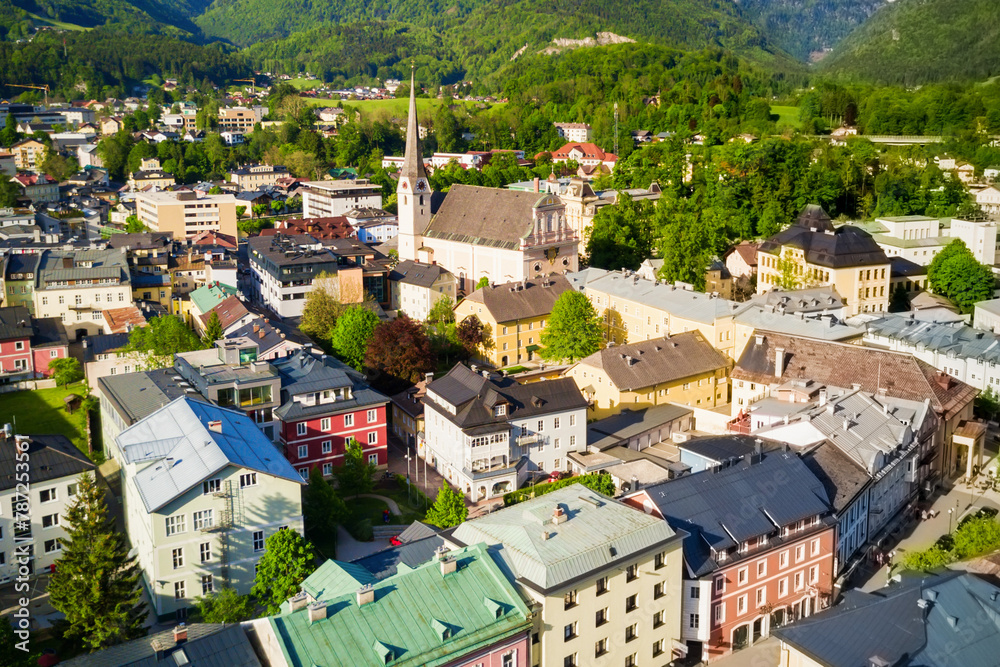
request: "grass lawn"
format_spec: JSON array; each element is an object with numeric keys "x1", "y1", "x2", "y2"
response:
[
  {"x1": 771, "y1": 105, "x2": 802, "y2": 129},
  {"x1": 0, "y1": 382, "x2": 92, "y2": 455},
  {"x1": 28, "y1": 12, "x2": 91, "y2": 30},
  {"x1": 305, "y1": 97, "x2": 505, "y2": 118},
  {"x1": 286, "y1": 77, "x2": 324, "y2": 90}
]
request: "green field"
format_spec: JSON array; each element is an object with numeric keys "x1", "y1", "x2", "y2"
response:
[
  {"x1": 306, "y1": 96, "x2": 504, "y2": 119},
  {"x1": 28, "y1": 12, "x2": 91, "y2": 31},
  {"x1": 286, "y1": 77, "x2": 324, "y2": 90},
  {"x1": 771, "y1": 105, "x2": 802, "y2": 129},
  {"x1": 0, "y1": 382, "x2": 92, "y2": 454}
]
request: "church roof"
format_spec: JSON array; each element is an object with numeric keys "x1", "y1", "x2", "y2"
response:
[
  {"x1": 424, "y1": 185, "x2": 558, "y2": 250},
  {"x1": 401, "y1": 71, "x2": 428, "y2": 185}
]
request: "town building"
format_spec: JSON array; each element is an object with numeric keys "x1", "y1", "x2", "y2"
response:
[
  {"x1": 549, "y1": 142, "x2": 618, "y2": 171},
  {"x1": 773, "y1": 571, "x2": 1000, "y2": 667},
  {"x1": 82, "y1": 332, "x2": 135, "y2": 389},
  {"x1": 10, "y1": 139, "x2": 47, "y2": 172},
  {"x1": 229, "y1": 164, "x2": 289, "y2": 191},
  {"x1": 724, "y1": 241, "x2": 759, "y2": 278},
  {"x1": 757, "y1": 206, "x2": 891, "y2": 315},
  {"x1": 217, "y1": 106, "x2": 265, "y2": 133},
  {"x1": 254, "y1": 543, "x2": 532, "y2": 667},
  {"x1": 389, "y1": 259, "x2": 457, "y2": 322},
  {"x1": 554, "y1": 122, "x2": 593, "y2": 142},
  {"x1": 226, "y1": 317, "x2": 304, "y2": 361},
  {"x1": 625, "y1": 451, "x2": 837, "y2": 662},
  {"x1": 61, "y1": 624, "x2": 261, "y2": 667},
  {"x1": 447, "y1": 485, "x2": 687, "y2": 667},
  {"x1": 11, "y1": 173, "x2": 59, "y2": 203},
  {"x1": 301, "y1": 180, "x2": 383, "y2": 218},
  {"x1": 454, "y1": 275, "x2": 572, "y2": 367},
  {"x1": 0, "y1": 433, "x2": 95, "y2": 581},
  {"x1": 422, "y1": 363, "x2": 588, "y2": 499},
  {"x1": 3, "y1": 253, "x2": 39, "y2": 313},
  {"x1": 850, "y1": 214, "x2": 1000, "y2": 266},
  {"x1": 187, "y1": 281, "x2": 237, "y2": 326},
  {"x1": 135, "y1": 190, "x2": 239, "y2": 239},
  {"x1": 272, "y1": 348, "x2": 389, "y2": 479},
  {"x1": 730, "y1": 332, "x2": 978, "y2": 482},
  {"x1": 33, "y1": 248, "x2": 132, "y2": 341},
  {"x1": 395, "y1": 75, "x2": 579, "y2": 294},
  {"x1": 196, "y1": 295, "x2": 254, "y2": 338},
  {"x1": 128, "y1": 157, "x2": 176, "y2": 191},
  {"x1": 565, "y1": 331, "x2": 731, "y2": 419},
  {"x1": 173, "y1": 338, "x2": 283, "y2": 441},
  {"x1": 115, "y1": 396, "x2": 304, "y2": 620},
  {"x1": 389, "y1": 373, "x2": 430, "y2": 450}
]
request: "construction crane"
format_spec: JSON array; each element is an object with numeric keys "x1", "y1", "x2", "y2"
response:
[
  {"x1": 233, "y1": 78, "x2": 256, "y2": 95},
  {"x1": 7, "y1": 84, "x2": 49, "y2": 107}
]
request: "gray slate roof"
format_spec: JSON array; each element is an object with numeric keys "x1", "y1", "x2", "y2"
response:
[
  {"x1": 586, "y1": 404, "x2": 693, "y2": 451},
  {"x1": 759, "y1": 205, "x2": 889, "y2": 269},
  {"x1": 0, "y1": 434, "x2": 94, "y2": 491},
  {"x1": 116, "y1": 396, "x2": 302, "y2": 512},
  {"x1": 575, "y1": 331, "x2": 729, "y2": 391},
  {"x1": 865, "y1": 314, "x2": 1000, "y2": 365},
  {"x1": 677, "y1": 434, "x2": 759, "y2": 463},
  {"x1": 390, "y1": 259, "x2": 450, "y2": 288},
  {"x1": 0, "y1": 306, "x2": 33, "y2": 341},
  {"x1": 353, "y1": 532, "x2": 448, "y2": 580},
  {"x1": 461, "y1": 275, "x2": 572, "y2": 323},
  {"x1": 37, "y1": 248, "x2": 129, "y2": 287},
  {"x1": 638, "y1": 452, "x2": 832, "y2": 577},
  {"x1": 272, "y1": 349, "x2": 388, "y2": 422},
  {"x1": 773, "y1": 571, "x2": 1000, "y2": 667},
  {"x1": 60, "y1": 623, "x2": 260, "y2": 667},
  {"x1": 425, "y1": 185, "x2": 559, "y2": 250},
  {"x1": 448, "y1": 484, "x2": 681, "y2": 593},
  {"x1": 99, "y1": 367, "x2": 210, "y2": 426}
]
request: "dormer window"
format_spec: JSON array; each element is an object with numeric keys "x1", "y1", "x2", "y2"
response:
[{"x1": 494, "y1": 404, "x2": 506, "y2": 417}]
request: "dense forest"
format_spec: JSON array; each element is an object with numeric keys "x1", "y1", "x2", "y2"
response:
[
  {"x1": 736, "y1": 0, "x2": 883, "y2": 61},
  {"x1": 818, "y1": 0, "x2": 1000, "y2": 84}
]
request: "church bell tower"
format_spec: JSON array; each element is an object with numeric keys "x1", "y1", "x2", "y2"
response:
[{"x1": 397, "y1": 68, "x2": 432, "y2": 262}]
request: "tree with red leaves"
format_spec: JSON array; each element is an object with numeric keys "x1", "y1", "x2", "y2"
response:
[{"x1": 365, "y1": 314, "x2": 435, "y2": 383}]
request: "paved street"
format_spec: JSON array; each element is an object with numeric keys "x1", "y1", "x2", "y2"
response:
[{"x1": 386, "y1": 433, "x2": 447, "y2": 505}]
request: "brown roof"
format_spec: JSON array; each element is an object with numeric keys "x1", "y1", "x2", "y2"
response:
[
  {"x1": 390, "y1": 377, "x2": 429, "y2": 419},
  {"x1": 727, "y1": 241, "x2": 759, "y2": 267},
  {"x1": 462, "y1": 275, "x2": 572, "y2": 323},
  {"x1": 201, "y1": 295, "x2": 250, "y2": 329},
  {"x1": 576, "y1": 331, "x2": 730, "y2": 391},
  {"x1": 732, "y1": 332, "x2": 977, "y2": 420},
  {"x1": 425, "y1": 185, "x2": 559, "y2": 250},
  {"x1": 190, "y1": 230, "x2": 237, "y2": 248},
  {"x1": 102, "y1": 306, "x2": 148, "y2": 334},
  {"x1": 270, "y1": 217, "x2": 354, "y2": 240}
]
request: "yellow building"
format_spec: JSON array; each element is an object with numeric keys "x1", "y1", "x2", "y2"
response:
[
  {"x1": 565, "y1": 330, "x2": 731, "y2": 419},
  {"x1": 389, "y1": 375, "x2": 430, "y2": 449},
  {"x1": 454, "y1": 275, "x2": 572, "y2": 368},
  {"x1": 569, "y1": 268, "x2": 740, "y2": 358},
  {"x1": 128, "y1": 157, "x2": 176, "y2": 191},
  {"x1": 135, "y1": 190, "x2": 238, "y2": 239},
  {"x1": 11, "y1": 139, "x2": 47, "y2": 172},
  {"x1": 757, "y1": 205, "x2": 891, "y2": 315}
]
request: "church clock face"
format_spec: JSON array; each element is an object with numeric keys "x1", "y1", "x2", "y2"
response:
[{"x1": 415, "y1": 179, "x2": 427, "y2": 192}]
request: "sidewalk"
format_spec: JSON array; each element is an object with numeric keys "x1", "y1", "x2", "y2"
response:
[{"x1": 386, "y1": 434, "x2": 449, "y2": 503}]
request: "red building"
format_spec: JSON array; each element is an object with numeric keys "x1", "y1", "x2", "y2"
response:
[
  {"x1": 272, "y1": 349, "x2": 389, "y2": 479},
  {"x1": 0, "y1": 306, "x2": 69, "y2": 381},
  {"x1": 624, "y1": 449, "x2": 837, "y2": 663}
]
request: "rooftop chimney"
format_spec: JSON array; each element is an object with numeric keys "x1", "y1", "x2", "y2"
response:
[
  {"x1": 774, "y1": 347, "x2": 785, "y2": 378},
  {"x1": 440, "y1": 555, "x2": 457, "y2": 576},
  {"x1": 356, "y1": 583, "x2": 375, "y2": 606},
  {"x1": 207, "y1": 420, "x2": 222, "y2": 433},
  {"x1": 818, "y1": 388, "x2": 827, "y2": 407},
  {"x1": 172, "y1": 624, "x2": 188, "y2": 644},
  {"x1": 552, "y1": 505, "x2": 568, "y2": 525},
  {"x1": 533, "y1": 177, "x2": 540, "y2": 193},
  {"x1": 307, "y1": 601, "x2": 327, "y2": 624},
  {"x1": 288, "y1": 591, "x2": 309, "y2": 612}
]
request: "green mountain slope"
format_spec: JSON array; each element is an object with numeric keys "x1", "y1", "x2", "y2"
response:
[
  {"x1": 10, "y1": 0, "x2": 213, "y2": 35},
  {"x1": 818, "y1": 0, "x2": 1000, "y2": 83},
  {"x1": 735, "y1": 0, "x2": 884, "y2": 60}
]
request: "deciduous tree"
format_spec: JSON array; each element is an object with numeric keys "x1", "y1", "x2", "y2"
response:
[
  {"x1": 48, "y1": 357, "x2": 83, "y2": 387},
  {"x1": 928, "y1": 239, "x2": 995, "y2": 313},
  {"x1": 122, "y1": 315, "x2": 202, "y2": 369},
  {"x1": 424, "y1": 483, "x2": 468, "y2": 528},
  {"x1": 365, "y1": 315, "x2": 435, "y2": 383},
  {"x1": 586, "y1": 193, "x2": 655, "y2": 271},
  {"x1": 335, "y1": 438, "x2": 376, "y2": 499},
  {"x1": 252, "y1": 529, "x2": 317, "y2": 615},
  {"x1": 48, "y1": 473, "x2": 147, "y2": 649},
  {"x1": 330, "y1": 305, "x2": 379, "y2": 370},
  {"x1": 192, "y1": 588, "x2": 256, "y2": 624},
  {"x1": 540, "y1": 291, "x2": 602, "y2": 362},
  {"x1": 426, "y1": 295, "x2": 455, "y2": 326}
]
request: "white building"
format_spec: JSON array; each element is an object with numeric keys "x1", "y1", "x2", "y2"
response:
[
  {"x1": 0, "y1": 433, "x2": 96, "y2": 581},
  {"x1": 116, "y1": 397, "x2": 304, "y2": 620},
  {"x1": 856, "y1": 215, "x2": 999, "y2": 266},
  {"x1": 422, "y1": 364, "x2": 588, "y2": 500},
  {"x1": 553, "y1": 122, "x2": 593, "y2": 143},
  {"x1": 301, "y1": 180, "x2": 382, "y2": 219},
  {"x1": 389, "y1": 259, "x2": 457, "y2": 322},
  {"x1": 33, "y1": 248, "x2": 132, "y2": 341}
]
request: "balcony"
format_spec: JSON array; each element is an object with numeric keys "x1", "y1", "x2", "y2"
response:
[
  {"x1": 67, "y1": 302, "x2": 96, "y2": 311},
  {"x1": 517, "y1": 433, "x2": 544, "y2": 446}
]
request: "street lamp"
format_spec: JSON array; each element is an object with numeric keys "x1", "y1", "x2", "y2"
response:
[
  {"x1": 948, "y1": 508, "x2": 954, "y2": 534},
  {"x1": 404, "y1": 449, "x2": 413, "y2": 505}
]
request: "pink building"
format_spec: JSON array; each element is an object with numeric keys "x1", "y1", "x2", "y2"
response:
[{"x1": 0, "y1": 306, "x2": 69, "y2": 381}]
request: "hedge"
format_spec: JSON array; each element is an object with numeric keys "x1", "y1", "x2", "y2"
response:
[{"x1": 503, "y1": 473, "x2": 615, "y2": 506}]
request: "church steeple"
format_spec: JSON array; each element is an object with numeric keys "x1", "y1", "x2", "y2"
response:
[
  {"x1": 401, "y1": 68, "x2": 428, "y2": 184},
  {"x1": 396, "y1": 66, "x2": 432, "y2": 263}
]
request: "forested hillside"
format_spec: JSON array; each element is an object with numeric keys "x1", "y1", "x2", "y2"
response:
[
  {"x1": 8, "y1": 0, "x2": 212, "y2": 35},
  {"x1": 818, "y1": 0, "x2": 1000, "y2": 83},
  {"x1": 736, "y1": 0, "x2": 883, "y2": 60}
]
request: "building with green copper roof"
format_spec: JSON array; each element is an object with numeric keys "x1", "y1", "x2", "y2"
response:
[
  {"x1": 257, "y1": 543, "x2": 532, "y2": 667},
  {"x1": 190, "y1": 281, "x2": 237, "y2": 318}
]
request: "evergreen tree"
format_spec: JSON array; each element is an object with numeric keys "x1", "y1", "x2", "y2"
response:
[
  {"x1": 201, "y1": 311, "x2": 224, "y2": 347},
  {"x1": 889, "y1": 284, "x2": 911, "y2": 312},
  {"x1": 540, "y1": 291, "x2": 602, "y2": 362},
  {"x1": 330, "y1": 306, "x2": 379, "y2": 370},
  {"x1": 0, "y1": 621, "x2": 36, "y2": 667},
  {"x1": 303, "y1": 466, "x2": 347, "y2": 540},
  {"x1": 336, "y1": 438, "x2": 376, "y2": 499},
  {"x1": 424, "y1": 483, "x2": 468, "y2": 528},
  {"x1": 48, "y1": 473, "x2": 147, "y2": 650},
  {"x1": 252, "y1": 529, "x2": 317, "y2": 615}
]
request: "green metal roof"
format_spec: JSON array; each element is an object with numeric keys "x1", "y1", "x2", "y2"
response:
[
  {"x1": 269, "y1": 543, "x2": 531, "y2": 667},
  {"x1": 450, "y1": 484, "x2": 680, "y2": 593},
  {"x1": 190, "y1": 282, "x2": 237, "y2": 314},
  {"x1": 298, "y1": 560, "x2": 375, "y2": 606}
]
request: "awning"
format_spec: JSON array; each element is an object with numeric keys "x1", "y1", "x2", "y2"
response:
[{"x1": 525, "y1": 344, "x2": 539, "y2": 352}]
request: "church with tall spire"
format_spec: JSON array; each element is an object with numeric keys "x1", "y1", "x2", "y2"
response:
[{"x1": 394, "y1": 72, "x2": 580, "y2": 294}]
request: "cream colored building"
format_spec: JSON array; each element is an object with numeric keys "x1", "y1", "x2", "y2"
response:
[
  {"x1": 230, "y1": 164, "x2": 289, "y2": 191},
  {"x1": 565, "y1": 331, "x2": 731, "y2": 419},
  {"x1": 33, "y1": 248, "x2": 132, "y2": 341},
  {"x1": 116, "y1": 397, "x2": 304, "y2": 621},
  {"x1": 135, "y1": 190, "x2": 238, "y2": 239},
  {"x1": 218, "y1": 106, "x2": 265, "y2": 133},
  {"x1": 11, "y1": 139, "x2": 46, "y2": 172},
  {"x1": 448, "y1": 485, "x2": 688, "y2": 667},
  {"x1": 389, "y1": 259, "x2": 457, "y2": 322},
  {"x1": 567, "y1": 268, "x2": 740, "y2": 358},
  {"x1": 757, "y1": 206, "x2": 890, "y2": 315}
]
